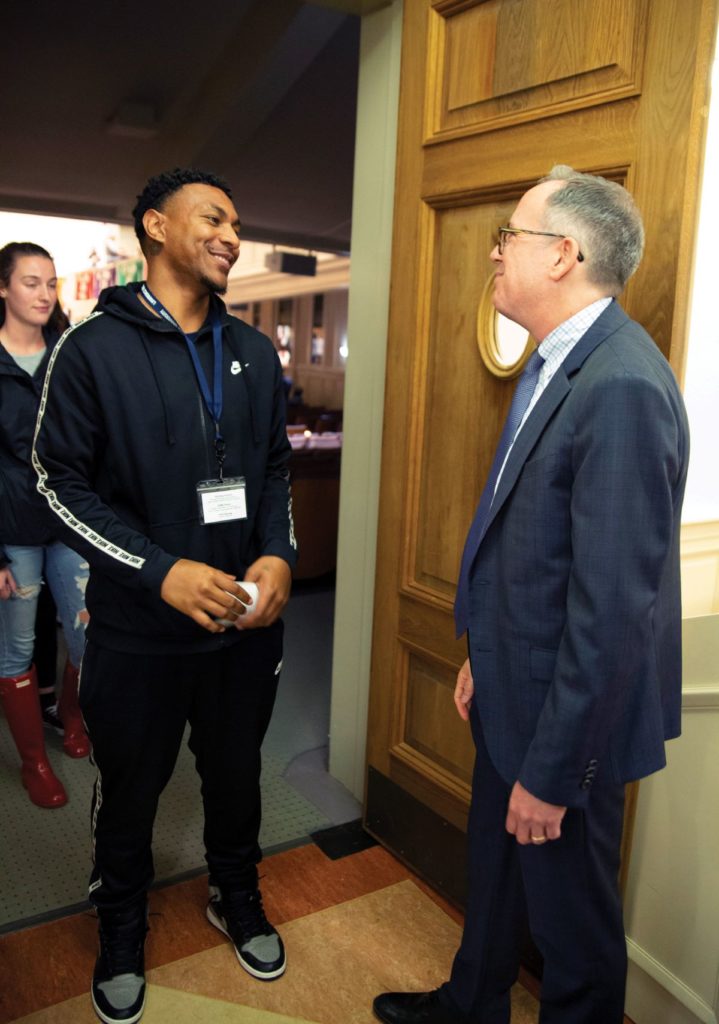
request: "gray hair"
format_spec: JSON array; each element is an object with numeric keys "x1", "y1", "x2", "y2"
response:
[{"x1": 539, "y1": 165, "x2": 645, "y2": 295}]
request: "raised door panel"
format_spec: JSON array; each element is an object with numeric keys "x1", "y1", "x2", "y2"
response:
[
  {"x1": 426, "y1": 0, "x2": 648, "y2": 142},
  {"x1": 389, "y1": 646, "x2": 475, "y2": 804},
  {"x1": 406, "y1": 197, "x2": 519, "y2": 602}
]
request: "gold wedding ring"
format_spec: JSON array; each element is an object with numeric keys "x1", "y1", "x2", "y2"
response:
[{"x1": 530, "y1": 835, "x2": 547, "y2": 844}]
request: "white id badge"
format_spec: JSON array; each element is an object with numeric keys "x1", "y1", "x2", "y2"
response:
[{"x1": 197, "y1": 477, "x2": 247, "y2": 524}]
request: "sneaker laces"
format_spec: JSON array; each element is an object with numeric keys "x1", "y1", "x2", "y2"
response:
[
  {"x1": 98, "y1": 909, "x2": 147, "y2": 976},
  {"x1": 223, "y1": 889, "x2": 273, "y2": 941}
]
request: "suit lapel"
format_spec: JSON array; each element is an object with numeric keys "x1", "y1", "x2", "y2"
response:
[{"x1": 481, "y1": 301, "x2": 629, "y2": 538}]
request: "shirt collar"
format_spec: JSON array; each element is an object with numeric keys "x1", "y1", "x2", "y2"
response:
[{"x1": 538, "y1": 297, "x2": 613, "y2": 370}]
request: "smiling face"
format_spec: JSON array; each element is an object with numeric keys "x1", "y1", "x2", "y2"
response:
[
  {"x1": 0, "y1": 254, "x2": 58, "y2": 330},
  {"x1": 147, "y1": 183, "x2": 241, "y2": 295}
]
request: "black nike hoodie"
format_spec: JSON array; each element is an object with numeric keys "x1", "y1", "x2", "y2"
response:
[{"x1": 32, "y1": 284, "x2": 297, "y2": 654}]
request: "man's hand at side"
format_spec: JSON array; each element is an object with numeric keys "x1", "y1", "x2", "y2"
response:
[
  {"x1": 505, "y1": 781, "x2": 566, "y2": 845},
  {"x1": 454, "y1": 657, "x2": 474, "y2": 720},
  {"x1": 235, "y1": 555, "x2": 291, "y2": 629},
  {"x1": 453, "y1": 658, "x2": 566, "y2": 845}
]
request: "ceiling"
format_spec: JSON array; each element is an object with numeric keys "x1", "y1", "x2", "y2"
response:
[{"x1": 0, "y1": 0, "x2": 391, "y2": 253}]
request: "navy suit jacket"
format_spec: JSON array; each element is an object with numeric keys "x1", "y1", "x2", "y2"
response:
[{"x1": 467, "y1": 301, "x2": 689, "y2": 808}]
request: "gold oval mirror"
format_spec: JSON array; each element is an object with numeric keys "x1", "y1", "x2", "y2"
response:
[{"x1": 476, "y1": 272, "x2": 535, "y2": 378}]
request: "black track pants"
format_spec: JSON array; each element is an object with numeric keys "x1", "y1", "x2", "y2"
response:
[{"x1": 79, "y1": 623, "x2": 283, "y2": 910}]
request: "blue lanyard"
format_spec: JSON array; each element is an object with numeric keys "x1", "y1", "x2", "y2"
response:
[{"x1": 141, "y1": 283, "x2": 227, "y2": 477}]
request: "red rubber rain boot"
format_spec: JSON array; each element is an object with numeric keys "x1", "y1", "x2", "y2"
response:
[
  {"x1": 58, "y1": 660, "x2": 90, "y2": 758},
  {"x1": 0, "y1": 666, "x2": 68, "y2": 807}
]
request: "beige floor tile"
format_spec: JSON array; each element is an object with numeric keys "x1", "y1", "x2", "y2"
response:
[
  {"x1": 9, "y1": 880, "x2": 539, "y2": 1023},
  {"x1": 10, "y1": 988, "x2": 309, "y2": 1024},
  {"x1": 152, "y1": 879, "x2": 539, "y2": 1023}
]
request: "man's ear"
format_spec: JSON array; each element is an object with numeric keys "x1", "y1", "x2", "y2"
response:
[
  {"x1": 549, "y1": 237, "x2": 581, "y2": 282},
  {"x1": 142, "y1": 208, "x2": 166, "y2": 248}
]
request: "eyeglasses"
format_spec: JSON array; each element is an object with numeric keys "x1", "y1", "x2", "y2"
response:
[{"x1": 497, "y1": 225, "x2": 584, "y2": 261}]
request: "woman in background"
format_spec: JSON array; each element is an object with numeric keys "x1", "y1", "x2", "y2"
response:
[{"x1": 0, "y1": 241, "x2": 89, "y2": 808}]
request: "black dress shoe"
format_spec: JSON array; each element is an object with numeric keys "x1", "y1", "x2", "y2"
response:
[{"x1": 373, "y1": 990, "x2": 463, "y2": 1024}]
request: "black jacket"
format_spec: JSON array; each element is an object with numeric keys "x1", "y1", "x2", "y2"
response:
[
  {"x1": 0, "y1": 329, "x2": 60, "y2": 568},
  {"x1": 32, "y1": 284, "x2": 297, "y2": 653}
]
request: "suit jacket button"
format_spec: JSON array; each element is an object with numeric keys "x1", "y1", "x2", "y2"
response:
[{"x1": 580, "y1": 779, "x2": 591, "y2": 790}]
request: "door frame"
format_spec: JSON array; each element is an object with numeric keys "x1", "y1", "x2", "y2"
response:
[{"x1": 328, "y1": 0, "x2": 404, "y2": 799}]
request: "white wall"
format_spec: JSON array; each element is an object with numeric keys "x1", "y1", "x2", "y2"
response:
[
  {"x1": 625, "y1": 615, "x2": 719, "y2": 1024},
  {"x1": 623, "y1": 47, "x2": 719, "y2": 1024},
  {"x1": 682, "y1": 53, "x2": 719, "y2": 525},
  {"x1": 328, "y1": 0, "x2": 403, "y2": 796}
]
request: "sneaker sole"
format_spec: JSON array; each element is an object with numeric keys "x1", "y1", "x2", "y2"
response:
[
  {"x1": 91, "y1": 988, "x2": 145, "y2": 1024},
  {"x1": 206, "y1": 903, "x2": 286, "y2": 980},
  {"x1": 42, "y1": 720, "x2": 64, "y2": 735}
]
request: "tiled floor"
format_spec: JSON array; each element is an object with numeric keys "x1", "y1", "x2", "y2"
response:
[{"x1": 0, "y1": 843, "x2": 542, "y2": 1024}]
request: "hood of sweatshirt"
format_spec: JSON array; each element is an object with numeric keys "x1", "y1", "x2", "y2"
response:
[
  {"x1": 94, "y1": 282, "x2": 233, "y2": 330},
  {"x1": 92, "y1": 283, "x2": 261, "y2": 447}
]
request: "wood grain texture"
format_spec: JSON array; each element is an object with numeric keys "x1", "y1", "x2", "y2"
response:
[
  {"x1": 429, "y1": 0, "x2": 647, "y2": 142},
  {"x1": 402, "y1": 649, "x2": 475, "y2": 783}
]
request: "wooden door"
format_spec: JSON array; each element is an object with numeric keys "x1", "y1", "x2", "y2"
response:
[{"x1": 365, "y1": 0, "x2": 717, "y2": 905}]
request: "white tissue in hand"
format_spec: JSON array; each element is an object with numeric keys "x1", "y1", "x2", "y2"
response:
[
  {"x1": 216, "y1": 581, "x2": 259, "y2": 625},
  {"x1": 237, "y1": 581, "x2": 259, "y2": 612}
]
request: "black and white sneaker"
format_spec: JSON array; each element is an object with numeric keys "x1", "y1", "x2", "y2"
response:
[
  {"x1": 41, "y1": 702, "x2": 64, "y2": 734},
  {"x1": 206, "y1": 883, "x2": 286, "y2": 980},
  {"x1": 91, "y1": 902, "x2": 148, "y2": 1023}
]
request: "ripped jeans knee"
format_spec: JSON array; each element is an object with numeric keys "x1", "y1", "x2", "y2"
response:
[
  {"x1": 0, "y1": 542, "x2": 89, "y2": 676},
  {"x1": 13, "y1": 580, "x2": 42, "y2": 601}
]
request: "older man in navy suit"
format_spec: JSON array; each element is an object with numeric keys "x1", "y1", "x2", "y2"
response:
[{"x1": 374, "y1": 168, "x2": 689, "y2": 1024}]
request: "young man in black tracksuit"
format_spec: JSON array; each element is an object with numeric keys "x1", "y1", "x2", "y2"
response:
[{"x1": 32, "y1": 169, "x2": 297, "y2": 1024}]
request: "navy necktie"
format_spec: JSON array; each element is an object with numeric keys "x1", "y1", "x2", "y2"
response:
[{"x1": 454, "y1": 348, "x2": 545, "y2": 637}]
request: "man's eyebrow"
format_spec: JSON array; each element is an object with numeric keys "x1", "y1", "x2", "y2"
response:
[{"x1": 206, "y1": 203, "x2": 242, "y2": 229}]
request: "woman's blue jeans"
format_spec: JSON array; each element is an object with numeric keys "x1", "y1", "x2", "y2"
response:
[{"x1": 0, "y1": 542, "x2": 89, "y2": 676}]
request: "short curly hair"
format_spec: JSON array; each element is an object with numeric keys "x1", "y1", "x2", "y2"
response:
[{"x1": 132, "y1": 168, "x2": 233, "y2": 253}]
